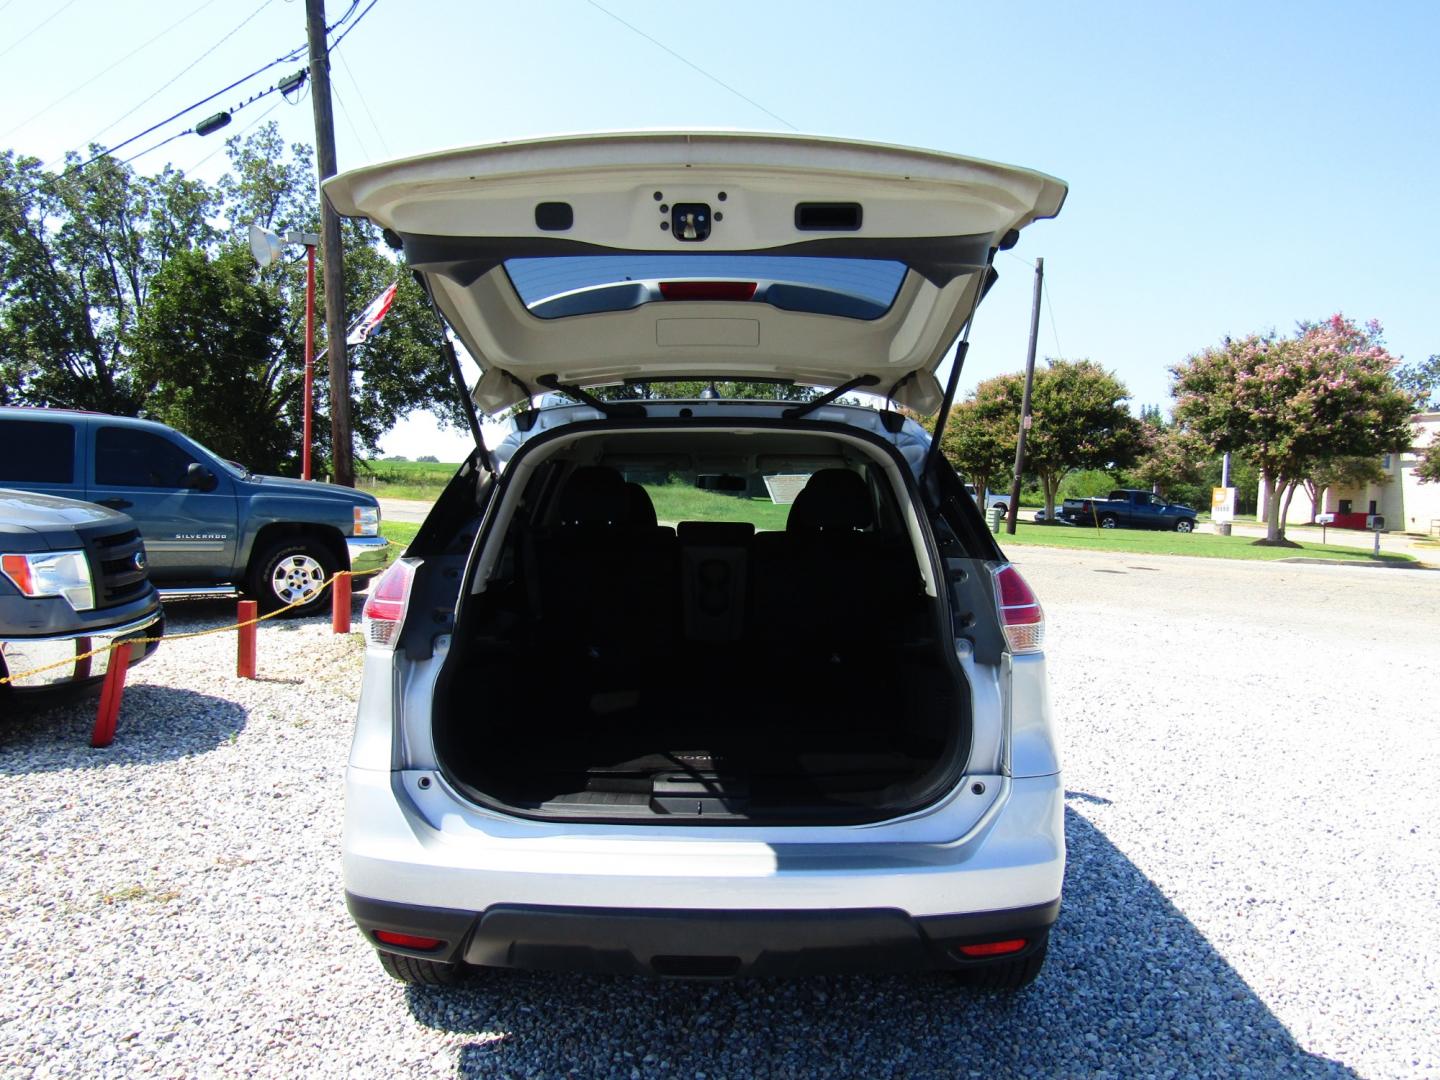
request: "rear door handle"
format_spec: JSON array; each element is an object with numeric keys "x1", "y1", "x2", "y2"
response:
[{"x1": 96, "y1": 498, "x2": 133, "y2": 510}]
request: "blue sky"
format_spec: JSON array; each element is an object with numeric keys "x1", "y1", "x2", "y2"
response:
[{"x1": 3, "y1": 0, "x2": 1436, "y2": 460}]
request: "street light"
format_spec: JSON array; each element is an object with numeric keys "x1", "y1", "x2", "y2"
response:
[{"x1": 249, "y1": 224, "x2": 321, "y2": 481}]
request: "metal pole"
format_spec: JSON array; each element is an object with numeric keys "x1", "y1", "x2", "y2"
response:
[
  {"x1": 306, "y1": 0, "x2": 354, "y2": 487},
  {"x1": 1005, "y1": 257, "x2": 1044, "y2": 534},
  {"x1": 302, "y1": 243, "x2": 316, "y2": 481},
  {"x1": 1221, "y1": 451, "x2": 1231, "y2": 488}
]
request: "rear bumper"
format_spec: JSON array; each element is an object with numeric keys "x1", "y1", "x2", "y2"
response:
[
  {"x1": 0, "y1": 607, "x2": 164, "y2": 690},
  {"x1": 346, "y1": 893, "x2": 1058, "y2": 977},
  {"x1": 346, "y1": 535, "x2": 392, "y2": 577}
]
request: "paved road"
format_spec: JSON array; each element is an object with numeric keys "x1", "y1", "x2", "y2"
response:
[{"x1": 378, "y1": 496, "x2": 435, "y2": 524}]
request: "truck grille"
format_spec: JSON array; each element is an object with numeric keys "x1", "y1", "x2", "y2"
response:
[{"x1": 83, "y1": 527, "x2": 151, "y2": 609}]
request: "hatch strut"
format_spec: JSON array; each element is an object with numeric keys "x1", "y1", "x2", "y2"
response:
[
  {"x1": 412, "y1": 270, "x2": 494, "y2": 474},
  {"x1": 921, "y1": 251, "x2": 999, "y2": 483},
  {"x1": 782, "y1": 374, "x2": 881, "y2": 419},
  {"x1": 534, "y1": 374, "x2": 647, "y2": 418}
]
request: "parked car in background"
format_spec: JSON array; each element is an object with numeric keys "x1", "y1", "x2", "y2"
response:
[
  {"x1": 964, "y1": 484, "x2": 1013, "y2": 515},
  {"x1": 330, "y1": 131, "x2": 1066, "y2": 990},
  {"x1": 0, "y1": 489, "x2": 162, "y2": 700},
  {"x1": 0, "y1": 409, "x2": 390, "y2": 614},
  {"x1": 1059, "y1": 489, "x2": 1198, "y2": 531}
]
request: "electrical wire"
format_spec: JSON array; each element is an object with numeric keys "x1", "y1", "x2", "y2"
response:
[
  {"x1": 0, "y1": 0, "x2": 81, "y2": 62},
  {"x1": 335, "y1": 46, "x2": 390, "y2": 156},
  {"x1": 582, "y1": 0, "x2": 798, "y2": 131},
  {"x1": 2, "y1": 0, "x2": 227, "y2": 142},
  {"x1": 331, "y1": 82, "x2": 373, "y2": 161},
  {"x1": 67, "y1": 0, "x2": 285, "y2": 163},
  {"x1": 1042, "y1": 275, "x2": 1064, "y2": 360},
  {"x1": 182, "y1": 97, "x2": 284, "y2": 174},
  {"x1": 329, "y1": 0, "x2": 381, "y2": 51}
]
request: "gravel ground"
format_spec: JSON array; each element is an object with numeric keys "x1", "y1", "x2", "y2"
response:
[{"x1": 1, "y1": 552, "x2": 1437, "y2": 1079}]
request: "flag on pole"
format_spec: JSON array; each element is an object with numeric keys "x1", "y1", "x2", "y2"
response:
[{"x1": 346, "y1": 281, "x2": 398, "y2": 346}]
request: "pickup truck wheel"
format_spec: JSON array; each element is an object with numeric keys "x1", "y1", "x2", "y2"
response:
[
  {"x1": 1174, "y1": 518, "x2": 1195, "y2": 533},
  {"x1": 1100, "y1": 515, "x2": 1119, "y2": 528},
  {"x1": 376, "y1": 949, "x2": 470, "y2": 986},
  {"x1": 249, "y1": 539, "x2": 337, "y2": 616}
]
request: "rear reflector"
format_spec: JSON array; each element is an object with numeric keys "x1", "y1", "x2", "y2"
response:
[
  {"x1": 659, "y1": 280, "x2": 757, "y2": 302},
  {"x1": 361, "y1": 560, "x2": 415, "y2": 649},
  {"x1": 992, "y1": 564, "x2": 1044, "y2": 653},
  {"x1": 373, "y1": 930, "x2": 443, "y2": 950},
  {"x1": 956, "y1": 938, "x2": 1028, "y2": 958}
]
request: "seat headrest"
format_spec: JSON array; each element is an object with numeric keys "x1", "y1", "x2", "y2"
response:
[
  {"x1": 787, "y1": 468, "x2": 873, "y2": 533},
  {"x1": 555, "y1": 466, "x2": 627, "y2": 526},
  {"x1": 624, "y1": 482, "x2": 659, "y2": 529}
]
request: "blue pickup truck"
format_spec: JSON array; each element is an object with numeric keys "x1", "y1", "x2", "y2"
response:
[
  {"x1": 0, "y1": 408, "x2": 390, "y2": 613},
  {"x1": 1059, "y1": 489, "x2": 1198, "y2": 532}
]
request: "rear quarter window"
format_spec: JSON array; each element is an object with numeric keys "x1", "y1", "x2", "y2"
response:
[{"x1": 0, "y1": 419, "x2": 76, "y2": 483}]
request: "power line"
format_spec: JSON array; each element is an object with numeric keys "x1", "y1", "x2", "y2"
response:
[
  {"x1": 335, "y1": 45, "x2": 389, "y2": 156},
  {"x1": 2, "y1": 0, "x2": 226, "y2": 143},
  {"x1": 0, "y1": 0, "x2": 81, "y2": 62},
  {"x1": 69, "y1": 0, "x2": 285, "y2": 163},
  {"x1": 331, "y1": 82, "x2": 373, "y2": 161},
  {"x1": 582, "y1": 0, "x2": 798, "y2": 131},
  {"x1": 182, "y1": 97, "x2": 284, "y2": 174},
  {"x1": 1042, "y1": 275, "x2": 1064, "y2": 359},
  {"x1": 329, "y1": 0, "x2": 381, "y2": 51}
]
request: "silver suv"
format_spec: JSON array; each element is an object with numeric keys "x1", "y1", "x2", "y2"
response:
[{"x1": 330, "y1": 132, "x2": 1065, "y2": 989}]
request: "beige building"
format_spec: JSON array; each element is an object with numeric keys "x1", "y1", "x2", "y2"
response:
[{"x1": 1257, "y1": 412, "x2": 1440, "y2": 535}]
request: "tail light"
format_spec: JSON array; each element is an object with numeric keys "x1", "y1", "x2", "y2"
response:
[
  {"x1": 361, "y1": 560, "x2": 415, "y2": 649},
  {"x1": 992, "y1": 564, "x2": 1044, "y2": 653},
  {"x1": 956, "y1": 938, "x2": 1028, "y2": 958},
  {"x1": 373, "y1": 930, "x2": 443, "y2": 951}
]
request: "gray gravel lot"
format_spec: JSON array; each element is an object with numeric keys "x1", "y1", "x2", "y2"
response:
[{"x1": 1, "y1": 550, "x2": 1437, "y2": 1079}]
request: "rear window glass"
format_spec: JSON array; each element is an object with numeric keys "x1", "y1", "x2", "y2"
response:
[
  {"x1": 0, "y1": 419, "x2": 75, "y2": 483},
  {"x1": 505, "y1": 256, "x2": 907, "y2": 321}
]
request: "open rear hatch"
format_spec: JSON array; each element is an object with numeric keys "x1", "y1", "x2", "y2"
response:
[{"x1": 325, "y1": 131, "x2": 1066, "y2": 416}]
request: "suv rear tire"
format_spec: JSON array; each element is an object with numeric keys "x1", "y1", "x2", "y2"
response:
[
  {"x1": 951, "y1": 934, "x2": 1049, "y2": 991},
  {"x1": 248, "y1": 538, "x2": 337, "y2": 616},
  {"x1": 376, "y1": 949, "x2": 469, "y2": 986}
]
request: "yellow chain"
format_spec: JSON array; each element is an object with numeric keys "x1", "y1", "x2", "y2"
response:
[{"x1": 0, "y1": 572, "x2": 354, "y2": 687}]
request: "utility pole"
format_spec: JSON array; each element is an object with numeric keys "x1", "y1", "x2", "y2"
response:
[
  {"x1": 1005, "y1": 257, "x2": 1043, "y2": 534},
  {"x1": 305, "y1": 0, "x2": 354, "y2": 487}
]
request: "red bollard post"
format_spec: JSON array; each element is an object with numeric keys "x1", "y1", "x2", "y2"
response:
[
  {"x1": 332, "y1": 571, "x2": 351, "y2": 634},
  {"x1": 91, "y1": 642, "x2": 131, "y2": 748},
  {"x1": 237, "y1": 599, "x2": 257, "y2": 679}
]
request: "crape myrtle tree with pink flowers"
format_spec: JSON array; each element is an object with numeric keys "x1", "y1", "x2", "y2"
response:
[{"x1": 1170, "y1": 315, "x2": 1415, "y2": 543}]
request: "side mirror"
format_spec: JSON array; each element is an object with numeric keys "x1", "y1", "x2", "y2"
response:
[{"x1": 184, "y1": 462, "x2": 217, "y2": 492}]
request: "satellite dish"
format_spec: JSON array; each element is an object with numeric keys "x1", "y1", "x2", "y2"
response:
[{"x1": 248, "y1": 224, "x2": 285, "y2": 268}]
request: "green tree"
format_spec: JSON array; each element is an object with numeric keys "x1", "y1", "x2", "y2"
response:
[
  {"x1": 1022, "y1": 359, "x2": 1142, "y2": 516},
  {"x1": 1130, "y1": 411, "x2": 1210, "y2": 497},
  {"x1": 127, "y1": 247, "x2": 296, "y2": 472},
  {"x1": 0, "y1": 150, "x2": 214, "y2": 411},
  {"x1": 1173, "y1": 315, "x2": 1414, "y2": 542},
  {"x1": 1394, "y1": 354, "x2": 1439, "y2": 410}
]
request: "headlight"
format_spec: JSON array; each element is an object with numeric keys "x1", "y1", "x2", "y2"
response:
[
  {"x1": 1, "y1": 550, "x2": 95, "y2": 611},
  {"x1": 353, "y1": 505, "x2": 380, "y2": 536}
]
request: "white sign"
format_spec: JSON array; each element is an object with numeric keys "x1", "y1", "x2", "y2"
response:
[
  {"x1": 1211, "y1": 486, "x2": 1236, "y2": 524},
  {"x1": 763, "y1": 474, "x2": 811, "y2": 505}
]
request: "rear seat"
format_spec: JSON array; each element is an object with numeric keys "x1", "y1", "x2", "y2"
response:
[
  {"x1": 751, "y1": 468, "x2": 920, "y2": 655},
  {"x1": 533, "y1": 466, "x2": 678, "y2": 659}
]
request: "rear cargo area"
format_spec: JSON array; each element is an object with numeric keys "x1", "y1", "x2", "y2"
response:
[{"x1": 432, "y1": 436, "x2": 971, "y2": 824}]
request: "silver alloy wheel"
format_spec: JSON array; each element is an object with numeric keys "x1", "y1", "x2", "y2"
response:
[
  {"x1": 1175, "y1": 519, "x2": 1195, "y2": 533},
  {"x1": 1100, "y1": 516, "x2": 1118, "y2": 528},
  {"x1": 270, "y1": 553, "x2": 326, "y2": 606}
]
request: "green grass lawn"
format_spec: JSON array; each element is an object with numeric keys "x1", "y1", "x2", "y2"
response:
[
  {"x1": 643, "y1": 483, "x2": 792, "y2": 531},
  {"x1": 380, "y1": 520, "x2": 421, "y2": 550},
  {"x1": 358, "y1": 459, "x2": 458, "y2": 502},
  {"x1": 997, "y1": 522, "x2": 1417, "y2": 564}
]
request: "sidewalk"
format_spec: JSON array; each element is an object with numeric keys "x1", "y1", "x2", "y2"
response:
[{"x1": 1201, "y1": 519, "x2": 1438, "y2": 561}]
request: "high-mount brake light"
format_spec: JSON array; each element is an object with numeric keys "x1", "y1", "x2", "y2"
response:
[
  {"x1": 993, "y1": 564, "x2": 1044, "y2": 653},
  {"x1": 658, "y1": 280, "x2": 757, "y2": 302},
  {"x1": 361, "y1": 560, "x2": 415, "y2": 649}
]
